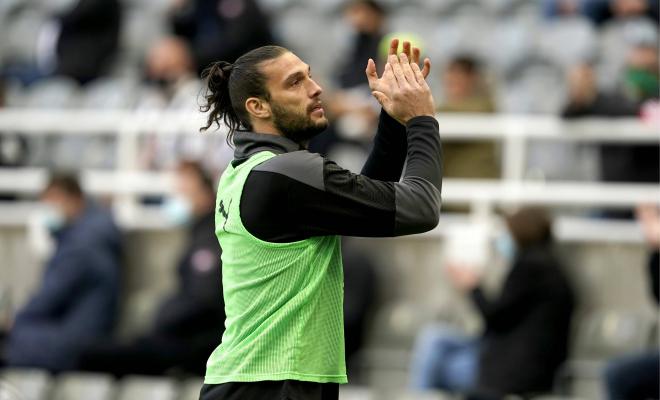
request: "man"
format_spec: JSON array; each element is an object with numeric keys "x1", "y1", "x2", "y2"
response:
[
  {"x1": 198, "y1": 39, "x2": 441, "y2": 400},
  {"x1": 410, "y1": 208, "x2": 575, "y2": 399},
  {"x1": 5, "y1": 174, "x2": 121, "y2": 371},
  {"x1": 79, "y1": 161, "x2": 224, "y2": 377}
]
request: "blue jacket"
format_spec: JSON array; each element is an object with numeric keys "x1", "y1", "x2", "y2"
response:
[{"x1": 7, "y1": 201, "x2": 121, "y2": 371}]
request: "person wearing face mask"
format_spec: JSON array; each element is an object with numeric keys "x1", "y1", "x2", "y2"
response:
[
  {"x1": 3, "y1": 174, "x2": 121, "y2": 371},
  {"x1": 78, "y1": 160, "x2": 224, "y2": 377},
  {"x1": 410, "y1": 208, "x2": 575, "y2": 400}
]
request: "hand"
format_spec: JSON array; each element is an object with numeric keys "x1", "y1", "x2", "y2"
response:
[
  {"x1": 366, "y1": 39, "x2": 431, "y2": 96},
  {"x1": 446, "y1": 263, "x2": 482, "y2": 292},
  {"x1": 368, "y1": 50, "x2": 435, "y2": 124}
]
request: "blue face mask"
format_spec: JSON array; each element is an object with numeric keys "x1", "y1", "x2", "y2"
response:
[
  {"x1": 495, "y1": 231, "x2": 517, "y2": 263},
  {"x1": 42, "y1": 205, "x2": 66, "y2": 233},
  {"x1": 163, "y1": 196, "x2": 193, "y2": 226}
]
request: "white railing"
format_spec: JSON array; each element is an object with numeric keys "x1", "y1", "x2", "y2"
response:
[{"x1": 0, "y1": 109, "x2": 658, "y2": 241}]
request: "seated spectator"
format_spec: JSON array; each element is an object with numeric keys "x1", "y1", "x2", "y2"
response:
[
  {"x1": 583, "y1": 0, "x2": 659, "y2": 26},
  {"x1": 603, "y1": 204, "x2": 660, "y2": 400},
  {"x1": 562, "y1": 62, "x2": 639, "y2": 117},
  {"x1": 562, "y1": 56, "x2": 658, "y2": 203},
  {"x1": 144, "y1": 36, "x2": 198, "y2": 101},
  {"x1": 437, "y1": 56, "x2": 499, "y2": 179},
  {"x1": 160, "y1": 0, "x2": 273, "y2": 76},
  {"x1": 4, "y1": 174, "x2": 122, "y2": 371},
  {"x1": 54, "y1": 0, "x2": 121, "y2": 84},
  {"x1": 410, "y1": 208, "x2": 575, "y2": 399},
  {"x1": 79, "y1": 161, "x2": 224, "y2": 377}
]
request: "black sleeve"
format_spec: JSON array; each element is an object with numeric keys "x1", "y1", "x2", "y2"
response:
[
  {"x1": 241, "y1": 116, "x2": 442, "y2": 242},
  {"x1": 470, "y1": 261, "x2": 541, "y2": 332},
  {"x1": 361, "y1": 110, "x2": 407, "y2": 181}
]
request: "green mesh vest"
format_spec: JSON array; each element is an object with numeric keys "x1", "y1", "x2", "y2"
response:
[{"x1": 205, "y1": 150, "x2": 347, "y2": 384}]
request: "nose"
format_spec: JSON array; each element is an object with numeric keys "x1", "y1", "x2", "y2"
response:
[{"x1": 309, "y1": 78, "x2": 323, "y2": 98}]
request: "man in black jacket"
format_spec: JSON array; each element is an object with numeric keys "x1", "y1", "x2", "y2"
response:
[
  {"x1": 411, "y1": 208, "x2": 575, "y2": 399},
  {"x1": 79, "y1": 161, "x2": 224, "y2": 376}
]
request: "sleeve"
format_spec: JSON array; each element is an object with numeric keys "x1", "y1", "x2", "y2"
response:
[
  {"x1": 469, "y1": 261, "x2": 540, "y2": 332},
  {"x1": 241, "y1": 116, "x2": 442, "y2": 242},
  {"x1": 360, "y1": 110, "x2": 408, "y2": 181}
]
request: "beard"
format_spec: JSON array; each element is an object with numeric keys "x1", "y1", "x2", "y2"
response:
[{"x1": 271, "y1": 102, "x2": 328, "y2": 144}]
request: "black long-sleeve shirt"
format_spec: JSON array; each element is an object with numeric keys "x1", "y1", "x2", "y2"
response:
[{"x1": 230, "y1": 111, "x2": 442, "y2": 242}]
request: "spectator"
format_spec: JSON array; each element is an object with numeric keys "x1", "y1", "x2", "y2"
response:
[
  {"x1": 603, "y1": 204, "x2": 660, "y2": 400},
  {"x1": 4, "y1": 174, "x2": 122, "y2": 371},
  {"x1": 53, "y1": 0, "x2": 121, "y2": 84},
  {"x1": 410, "y1": 208, "x2": 575, "y2": 399},
  {"x1": 438, "y1": 56, "x2": 499, "y2": 179},
  {"x1": 144, "y1": 36, "x2": 197, "y2": 100},
  {"x1": 162, "y1": 0, "x2": 274, "y2": 76},
  {"x1": 583, "y1": 0, "x2": 659, "y2": 26},
  {"x1": 624, "y1": 43, "x2": 659, "y2": 103},
  {"x1": 79, "y1": 161, "x2": 224, "y2": 377},
  {"x1": 562, "y1": 62, "x2": 639, "y2": 117},
  {"x1": 562, "y1": 59, "x2": 658, "y2": 198}
]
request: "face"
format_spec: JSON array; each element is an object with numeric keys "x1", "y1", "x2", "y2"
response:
[
  {"x1": 174, "y1": 167, "x2": 214, "y2": 217},
  {"x1": 41, "y1": 187, "x2": 78, "y2": 223},
  {"x1": 443, "y1": 65, "x2": 476, "y2": 101},
  {"x1": 260, "y1": 52, "x2": 328, "y2": 143}
]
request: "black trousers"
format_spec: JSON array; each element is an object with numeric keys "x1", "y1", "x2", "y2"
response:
[{"x1": 199, "y1": 380, "x2": 339, "y2": 400}]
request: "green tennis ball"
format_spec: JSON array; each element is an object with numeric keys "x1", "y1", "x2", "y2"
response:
[{"x1": 378, "y1": 32, "x2": 426, "y2": 61}]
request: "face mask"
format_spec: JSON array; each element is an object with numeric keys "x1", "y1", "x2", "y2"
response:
[
  {"x1": 41, "y1": 204, "x2": 66, "y2": 233},
  {"x1": 163, "y1": 196, "x2": 192, "y2": 226},
  {"x1": 495, "y1": 231, "x2": 517, "y2": 263}
]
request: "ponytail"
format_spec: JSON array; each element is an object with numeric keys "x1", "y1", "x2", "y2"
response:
[
  {"x1": 199, "y1": 45, "x2": 290, "y2": 145},
  {"x1": 200, "y1": 61, "x2": 241, "y2": 141}
]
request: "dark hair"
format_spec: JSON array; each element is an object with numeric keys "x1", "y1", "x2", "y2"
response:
[
  {"x1": 505, "y1": 207, "x2": 552, "y2": 248},
  {"x1": 347, "y1": 0, "x2": 386, "y2": 16},
  {"x1": 448, "y1": 55, "x2": 480, "y2": 75},
  {"x1": 199, "y1": 45, "x2": 289, "y2": 144},
  {"x1": 44, "y1": 173, "x2": 83, "y2": 198},
  {"x1": 176, "y1": 160, "x2": 214, "y2": 195}
]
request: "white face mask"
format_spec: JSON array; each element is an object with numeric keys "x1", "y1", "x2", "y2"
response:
[
  {"x1": 495, "y1": 231, "x2": 517, "y2": 263},
  {"x1": 163, "y1": 196, "x2": 193, "y2": 226}
]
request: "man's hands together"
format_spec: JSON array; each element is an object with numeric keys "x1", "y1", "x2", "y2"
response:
[{"x1": 365, "y1": 39, "x2": 435, "y2": 125}]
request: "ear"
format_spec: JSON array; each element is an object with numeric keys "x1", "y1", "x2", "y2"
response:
[{"x1": 245, "y1": 97, "x2": 272, "y2": 121}]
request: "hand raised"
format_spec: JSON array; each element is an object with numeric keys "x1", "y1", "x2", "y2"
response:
[
  {"x1": 365, "y1": 38, "x2": 431, "y2": 96},
  {"x1": 370, "y1": 51, "x2": 435, "y2": 125}
]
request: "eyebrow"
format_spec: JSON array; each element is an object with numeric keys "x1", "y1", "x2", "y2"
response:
[{"x1": 284, "y1": 65, "x2": 311, "y2": 85}]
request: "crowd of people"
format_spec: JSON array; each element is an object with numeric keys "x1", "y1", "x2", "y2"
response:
[{"x1": 0, "y1": 0, "x2": 658, "y2": 399}]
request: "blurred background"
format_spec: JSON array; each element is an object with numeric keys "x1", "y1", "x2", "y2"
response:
[{"x1": 0, "y1": 0, "x2": 658, "y2": 399}]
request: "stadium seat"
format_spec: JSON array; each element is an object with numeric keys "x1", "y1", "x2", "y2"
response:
[
  {"x1": 537, "y1": 17, "x2": 597, "y2": 68},
  {"x1": 51, "y1": 372, "x2": 116, "y2": 400},
  {"x1": 499, "y1": 56, "x2": 566, "y2": 114},
  {"x1": 339, "y1": 385, "x2": 372, "y2": 400},
  {"x1": 177, "y1": 377, "x2": 204, "y2": 400},
  {"x1": 0, "y1": 368, "x2": 53, "y2": 400},
  {"x1": 23, "y1": 77, "x2": 80, "y2": 109},
  {"x1": 80, "y1": 77, "x2": 140, "y2": 110},
  {"x1": 2, "y1": 8, "x2": 48, "y2": 65},
  {"x1": 571, "y1": 310, "x2": 656, "y2": 360},
  {"x1": 117, "y1": 376, "x2": 179, "y2": 400},
  {"x1": 484, "y1": 17, "x2": 536, "y2": 75}
]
